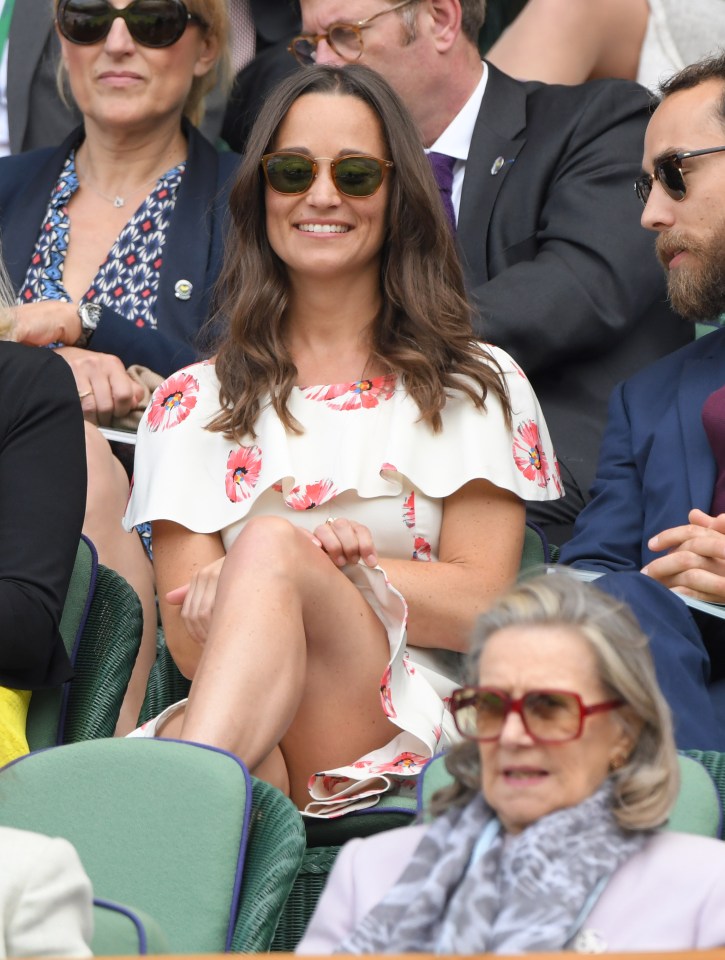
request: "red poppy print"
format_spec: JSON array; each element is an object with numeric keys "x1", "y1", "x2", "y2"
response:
[
  {"x1": 147, "y1": 371, "x2": 199, "y2": 432},
  {"x1": 303, "y1": 374, "x2": 396, "y2": 411},
  {"x1": 376, "y1": 752, "x2": 428, "y2": 774},
  {"x1": 381, "y1": 462, "x2": 398, "y2": 473},
  {"x1": 380, "y1": 665, "x2": 397, "y2": 718},
  {"x1": 513, "y1": 420, "x2": 551, "y2": 488},
  {"x1": 225, "y1": 445, "x2": 262, "y2": 502},
  {"x1": 285, "y1": 479, "x2": 338, "y2": 511},
  {"x1": 413, "y1": 536, "x2": 431, "y2": 561},
  {"x1": 403, "y1": 491, "x2": 415, "y2": 529}
]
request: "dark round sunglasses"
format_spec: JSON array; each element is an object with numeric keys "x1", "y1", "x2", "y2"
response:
[
  {"x1": 635, "y1": 144, "x2": 725, "y2": 205},
  {"x1": 260, "y1": 152, "x2": 394, "y2": 198},
  {"x1": 57, "y1": 0, "x2": 206, "y2": 48}
]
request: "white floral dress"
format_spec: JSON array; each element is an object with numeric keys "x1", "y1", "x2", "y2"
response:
[{"x1": 123, "y1": 346, "x2": 562, "y2": 817}]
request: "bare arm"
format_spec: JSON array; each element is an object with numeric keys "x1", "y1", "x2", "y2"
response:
[
  {"x1": 315, "y1": 479, "x2": 525, "y2": 653},
  {"x1": 152, "y1": 520, "x2": 226, "y2": 679},
  {"x1": 378, "y1": 479, "x2": 524, "y2": 652},
  {"x1": 487, "y1": 0, "x2": 648, "y2": 84}
]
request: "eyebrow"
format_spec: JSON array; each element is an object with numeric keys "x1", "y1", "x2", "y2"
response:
[{"x1": 274, "y1": 147, "x2": 374, "y2": 158}]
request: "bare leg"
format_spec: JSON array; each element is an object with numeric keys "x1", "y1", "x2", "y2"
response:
[
  {"x1": 83, "y1": 424, "x2": 157, "y2": 734},
  {"x1": 179, "y1": 516, "x2": 396, "y2": 806}
]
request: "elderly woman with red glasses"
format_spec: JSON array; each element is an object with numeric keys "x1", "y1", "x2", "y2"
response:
[
  {"x1": 123, "y1": 64, "x2": 561, "y2": 816},
  {"x1": 299, "y1": 572, "x2": 725, "y2": 953},
  {"x1": 0, "y1": 0, "x2": 238, "y2": 732}
]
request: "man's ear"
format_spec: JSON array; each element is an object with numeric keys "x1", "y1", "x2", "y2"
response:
[{"x1": 429, "y1": 0, "x2": 462, "y2": 53}]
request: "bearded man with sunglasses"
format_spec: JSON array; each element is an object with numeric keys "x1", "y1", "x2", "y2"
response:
[
  {"x1": 294, "y1": 0, "x2": 691, "y2": 545},
  {"x1": 561, "y1": 54, "x2": 725, "y2": 751}
]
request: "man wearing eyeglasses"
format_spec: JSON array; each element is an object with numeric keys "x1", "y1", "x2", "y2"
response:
[
  {"x1": 561, "y1": 55, "x2": 725, "y2": 751},
  {"x1": 294, "y1": 0, "x2": 690, "y2": 545}
]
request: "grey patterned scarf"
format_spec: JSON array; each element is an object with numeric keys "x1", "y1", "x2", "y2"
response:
[{"x1": 341, "y1": 784, "x2": 647, "y2": 954}]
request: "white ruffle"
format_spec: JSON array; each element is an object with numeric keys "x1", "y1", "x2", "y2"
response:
[{"x1": 124, "y1": 347, "x2": 561, "y2": 535}]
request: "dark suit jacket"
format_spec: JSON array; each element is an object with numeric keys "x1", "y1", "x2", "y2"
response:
[
  {"x1": 0, "y1": 125, "x2": 239, "y2": 376},
  {"x1": 561, "y1": 329, "x2": 725, "y2": 571},
  {"x1": 460, "y1": 64, "x2": 691, "y2": 500},
  {"x1": 7, "y1": 1, "x2": 80, "y2": 154}
]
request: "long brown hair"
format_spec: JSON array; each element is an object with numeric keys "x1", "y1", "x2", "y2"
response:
[{"x1": 210, "y1": 64, "x2": 510, "y2": 440}]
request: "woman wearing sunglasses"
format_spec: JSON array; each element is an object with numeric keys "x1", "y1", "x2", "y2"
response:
[
  {"x1": 124, "y1": 64, "x2": 561, "y2": 815},
  {"x1": 299, "y1": 573, "x2": 725, "y2": 952},
  {"x1": 0, "y1": 0, "x2": 237, "y2": 732}
]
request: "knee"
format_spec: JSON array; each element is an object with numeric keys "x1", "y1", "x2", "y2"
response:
[{"x1": 225, "y1": 516, "x2": 313, "y2": 574}]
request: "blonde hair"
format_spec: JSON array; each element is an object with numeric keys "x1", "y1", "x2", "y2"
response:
[
  {"x1": 54, "y1": 0, "x2": 231, "y2": 126},
  {"x1": 434, "y1": 570, "x2": 681, "y2": 831},
  {"x1": 0, "y1": 249, "x2": 15, "y2": 338}
]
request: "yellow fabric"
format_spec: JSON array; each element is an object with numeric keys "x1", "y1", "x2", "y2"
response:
[{"x1": 0, "y1": 687, "x2": 31, "y2": 766}]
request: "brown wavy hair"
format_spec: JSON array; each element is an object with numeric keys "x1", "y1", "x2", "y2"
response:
[{"x1": 210, "y1": 64, "x2": 510, "y2": 441}]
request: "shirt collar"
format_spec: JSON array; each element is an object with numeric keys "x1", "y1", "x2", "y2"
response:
[{"x1": 428, "y1": 61, "x2": 488, "y2": 162}]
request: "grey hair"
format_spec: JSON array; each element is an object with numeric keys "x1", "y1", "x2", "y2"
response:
[{"x1": 432, "y1": 570, "x2": 680, "y2": 832}]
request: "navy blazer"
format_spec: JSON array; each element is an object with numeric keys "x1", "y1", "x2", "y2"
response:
[
  {"x1": 0, "y1": 125, "x2": 239, "y2": 377},
  {"x1": 562, "y1": 328, "x2": 725, "y2": 570},
  {"x1": 459, "y1": 65, "x2": 692, "y2": 500}
]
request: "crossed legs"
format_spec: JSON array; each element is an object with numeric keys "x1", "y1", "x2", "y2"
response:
[{"x1": 159, "y1": 516, "x2": 396, "y2": 807}]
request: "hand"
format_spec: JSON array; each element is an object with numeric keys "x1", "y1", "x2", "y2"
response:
[
  {"x1": 642, "y1": 508, "x2": 725, "y2": 603},
  {"x1": 166, "y1": 556, "x2": 225, "y2": 645},
  {"x1": 9, "y1": 301, "x2": 81, "y2": 346},
  {"x1": 55, "y1": 346, "x2": 144, "y2": 426},
  {"x1": 312, "y1": 517, "x2": 379, "y2": 568}
]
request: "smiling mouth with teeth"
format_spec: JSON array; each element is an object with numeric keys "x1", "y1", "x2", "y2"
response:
[{"x1": 297, "y1": 224, "x2": 350, "y2": 233}]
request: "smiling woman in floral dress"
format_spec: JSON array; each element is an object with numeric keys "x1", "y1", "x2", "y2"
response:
[{"x1": 124, "y1": 64, "x2": 561, "y2": 815}]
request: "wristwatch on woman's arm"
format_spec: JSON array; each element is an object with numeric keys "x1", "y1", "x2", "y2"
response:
[{"x1": 75, "y1": 302, "x2": 102, "y2": 347}]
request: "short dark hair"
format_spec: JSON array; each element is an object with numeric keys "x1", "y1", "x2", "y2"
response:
[{"x1": 659, "y1": 51, "x2": 725, "y2": 126}]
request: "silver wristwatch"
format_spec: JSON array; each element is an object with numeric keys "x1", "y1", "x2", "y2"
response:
[{"x1": 75, "y1": 302, "x2": 102, "y2": 347}]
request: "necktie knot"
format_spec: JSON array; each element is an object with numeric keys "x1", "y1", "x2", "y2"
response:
[{"x1": 427, "y1": 151, "x2": 457, "y2": 232}]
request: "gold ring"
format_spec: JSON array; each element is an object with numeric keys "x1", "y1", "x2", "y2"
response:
[
  {"x1": 78, "y1": 390, "x2": 93, "y2": 399},
  {"x1": 325, "y1": 516, "x2": 337, "y2": 525}
]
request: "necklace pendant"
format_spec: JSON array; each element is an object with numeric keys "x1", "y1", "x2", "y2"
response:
[{"x1": 113, "y1": 196, "x2": 125, "y2": 208}]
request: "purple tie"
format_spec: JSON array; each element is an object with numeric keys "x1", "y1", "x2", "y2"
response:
[
  {"x1": 702, "y1": 384, "x2": 725, "y2": 514},
  {"x1": 427, "y1": 152, "x2": 457, "y2": 233}
]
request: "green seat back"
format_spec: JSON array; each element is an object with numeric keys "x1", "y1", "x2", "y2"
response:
[
  {"x1": 92, "y1": 900, "x2": 170, "y2": 956},
  {"x1": 26, "y1": 538, "x2": 143, "y2": 750},
  {"x1": 417, "y1": 751, "x2": 722, "y2": 837},
  {"x1": 0, "y1": 739, "x2": 255, "y2": 952}
]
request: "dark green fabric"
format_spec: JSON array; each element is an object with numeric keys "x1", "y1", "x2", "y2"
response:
[
  {"x1": 231, "y1": 778, "x2": 306, "y2": 951},
  {"x1": 26, "y1": 547, "x2": 142, "y2": 749},
  {"x1": 26, "y1": 539, "x2": 95, "y2": 750},
  {"x1": 62, "y1": 564, "x2": 142, "y2": 742},
  {"x1": 138, "y1": 633, "x2": 190, "y2": 725},
  {"x1": 271, "y1": 846, "x2": 342, "y2": 953}
]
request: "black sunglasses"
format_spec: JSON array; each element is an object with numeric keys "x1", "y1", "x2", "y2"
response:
[
  {"x1": 261, "y1": 152, "x2": 394, "y2": 198},
  {"x1": 635, "y1": 145, "x2": 725, "y2": 205},
  {"x1": 57, "y1": 0, "x2": 206, "y2": 48}
]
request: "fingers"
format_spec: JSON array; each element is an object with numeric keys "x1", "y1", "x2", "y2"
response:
[
  {"x1": 642, "y1": 546, "x2": 725, "y2": 603},
  {"x1": 648, "y1": 519, "x2": 725, "y2": 556},
  {"x1": 57, "y1": 348, "x2": 139, "y2": 424},
  {"x1": 312, "y1": 518, "x2": 379, "y2": 567},
  {"x1": 168, "y1": 557, "x2": 225, "y2": 645}
]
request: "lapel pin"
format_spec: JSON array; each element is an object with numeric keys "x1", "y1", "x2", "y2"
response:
[
  {"x1": 491, "y1": 156, "x2": 514, "y2": 175},
  {"x1": 174, "y1": 279, "x2": 193, "y2": 301}
]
